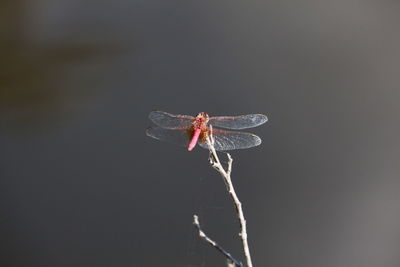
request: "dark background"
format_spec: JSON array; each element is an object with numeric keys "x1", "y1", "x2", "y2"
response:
[{"x1": 1, "y1": 1, "x2": 400, "y2": 266}]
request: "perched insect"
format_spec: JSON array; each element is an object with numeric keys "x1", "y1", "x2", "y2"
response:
[{"x1": 146, "y1": 111, "x2": 268, "y2": 151}]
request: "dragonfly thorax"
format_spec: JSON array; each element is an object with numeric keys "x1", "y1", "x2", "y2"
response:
[{"x1": 193, "y1": 112, "x2": 210, "y2": 129}]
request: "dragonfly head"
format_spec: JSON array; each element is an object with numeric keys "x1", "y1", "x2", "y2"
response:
[{"x1": 197, "y1": 112, "x2": 209, "y2": 118}]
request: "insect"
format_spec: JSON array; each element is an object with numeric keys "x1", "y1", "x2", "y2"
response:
[{"x1": 146, "y1": 111, "x2": 268, "y2": 151}]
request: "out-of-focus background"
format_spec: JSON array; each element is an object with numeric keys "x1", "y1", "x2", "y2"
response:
[{"x1": 1, "y1": 1, "x2": 400, "y2": 266}]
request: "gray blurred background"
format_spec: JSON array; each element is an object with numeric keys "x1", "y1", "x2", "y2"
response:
[{"x1": 1, "y1": 0, "x2": 400, "y2": 266}]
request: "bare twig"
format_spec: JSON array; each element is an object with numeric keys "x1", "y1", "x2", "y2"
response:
[
  {"x1": 205, "y1": 126, "x2": 254, "y2": 267},
  {"x1": 193, "y1": 215, "x2": 243, "y2": 267},
  {"x1": 227, "y1": 260, "x2": 238, "y2": 267}
]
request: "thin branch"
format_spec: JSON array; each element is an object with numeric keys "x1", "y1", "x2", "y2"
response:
[
  {"x1": 227, "y1": 153, "x2": 233, "y2": 176},
  {"x1": 205, "y1": 126, "x2": 254, "y2": 267},
  {"x1": 193, "y1": 215, "x2": 243, "y2": 267},
  {"x1": 227, "y1": 260, "x2": 238, "y2": 267}
]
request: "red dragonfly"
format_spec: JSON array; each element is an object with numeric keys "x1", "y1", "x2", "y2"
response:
[{"x1": 146, "y1": 111, "x2": 268, "y2": 151}]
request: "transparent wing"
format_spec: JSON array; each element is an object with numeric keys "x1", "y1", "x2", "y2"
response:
[
  {"x1": 146, "y1": 127, "x2": 190, "y2": 148},
  {"x1": 208, "y1": 114, "x2": 268, "y2": 130},
  {"x1": 148, "y1": 111, "x2": 194, "y2": 129},
  {"x1": 198, "y1": 128, "x2": 262, "y2": 151}
]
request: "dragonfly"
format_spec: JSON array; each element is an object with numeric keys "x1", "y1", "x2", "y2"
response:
[{"x1": 146, "y1": 111, "x2": 268, "y2": 151}]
